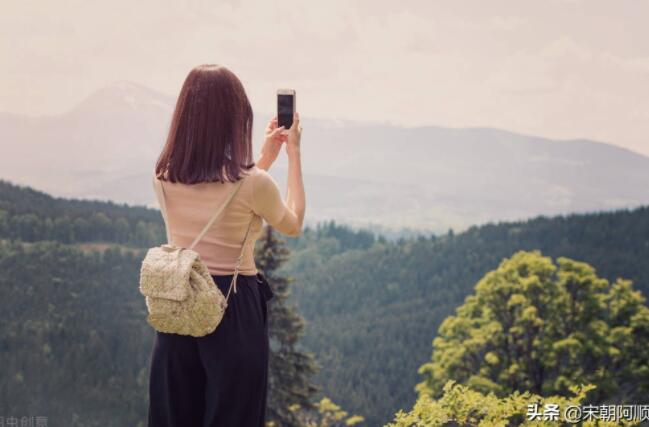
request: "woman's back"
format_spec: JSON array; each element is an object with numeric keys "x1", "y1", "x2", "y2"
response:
[{"x1": 154, "y1": 165, "x2": 295, "y2": 276}]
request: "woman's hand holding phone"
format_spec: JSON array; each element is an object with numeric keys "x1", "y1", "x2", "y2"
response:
[{"x1": 257, "y1": 112, "x2": 301, "y2": 170}]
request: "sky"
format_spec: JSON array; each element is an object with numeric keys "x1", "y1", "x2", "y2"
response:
[{"x1": 1, "y1": 0, "x2": 648, "y2": 156}]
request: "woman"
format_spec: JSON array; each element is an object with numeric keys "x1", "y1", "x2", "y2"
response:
[{"x1": 147, "y1": 64, "x2": 305, "y2": 427}]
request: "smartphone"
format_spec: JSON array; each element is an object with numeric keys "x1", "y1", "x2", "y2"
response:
[{"x1": 277, "y1": 89, "x2": 296, "y2": 130}]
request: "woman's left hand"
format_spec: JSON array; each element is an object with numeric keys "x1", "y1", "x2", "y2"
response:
[{"x1": 257, "y1": 117, "x2": 287, "y2": 170}]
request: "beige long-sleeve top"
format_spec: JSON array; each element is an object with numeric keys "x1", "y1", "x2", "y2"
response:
[{"x1": 154, "y1": 166, "x2": 299, "y2": 276}]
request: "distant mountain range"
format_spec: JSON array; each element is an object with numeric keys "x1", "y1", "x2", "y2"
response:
[{"x1": 1, "y1": 80, "x2": 648, "y2": 234}]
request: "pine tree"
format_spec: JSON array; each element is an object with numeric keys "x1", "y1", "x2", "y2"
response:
[{"x1": 255, "y1": 225, "x2": 320, "y2": 427}]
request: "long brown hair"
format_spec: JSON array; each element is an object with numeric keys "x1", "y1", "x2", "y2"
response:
[{"x1": 155, "y1": 64, "x2": 255, "y2": 184}]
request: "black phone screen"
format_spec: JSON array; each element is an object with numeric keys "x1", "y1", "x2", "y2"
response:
[{"x1": 278, "y1": 94, "x2": 294, "y2": 129}]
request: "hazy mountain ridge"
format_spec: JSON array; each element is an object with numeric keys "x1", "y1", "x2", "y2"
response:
[{"x1": 1, "y1": 80, "x2": 648, "y2": 234}]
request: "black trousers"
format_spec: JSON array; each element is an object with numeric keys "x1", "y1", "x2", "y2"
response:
[{"x1": 147, "y1": 272, "x2": 274, "y2": 427}]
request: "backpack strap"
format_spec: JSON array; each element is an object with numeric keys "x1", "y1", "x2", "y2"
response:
[
  {"x1": 225, "y1": 212, "x2": 255, "y2": 297},
  {"x1": 188, "y1": 179, "x2": 246, "y2": 250},
  {"x1": 152, "y1": 173, "x2": 172, "y2": 244}
]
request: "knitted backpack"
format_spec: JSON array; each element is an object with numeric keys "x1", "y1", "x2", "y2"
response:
[{"x1": 139, "y1": 173, "x2": 253, "y2": 337}]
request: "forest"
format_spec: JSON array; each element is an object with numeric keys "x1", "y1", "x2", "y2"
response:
[
  {"x1": 0, "y1": 178, "x2": 647, "y2": 426},
  {"x1": 280, "y1": 207, "x2": 649, "y2": 424}
]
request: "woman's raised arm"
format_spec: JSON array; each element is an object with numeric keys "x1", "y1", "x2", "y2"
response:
[
  {"x1": 284, "y1": 112, "x2": 305, "y2": 234},
  {"x1": 251, "y1": 112, "x2": 304, "y2": 237}
]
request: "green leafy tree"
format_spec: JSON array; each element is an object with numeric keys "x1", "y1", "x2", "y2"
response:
[
  {"x1": 256, "y1": 226, "x2": 320, "y2": 427},
  {"x1": 388, "y1": 380, "x2": 640, "y2": 426},
  {"x1": 287, "y1": 396, "x2": 364, "y2": 427},
  {"x1": 416, "y1": 250, "x2": 649, "y2": 403}
]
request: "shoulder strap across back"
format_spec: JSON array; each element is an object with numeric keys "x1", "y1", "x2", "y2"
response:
[{"x1": 152, "y1": 171, "x2": 247, "y2": 250}]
